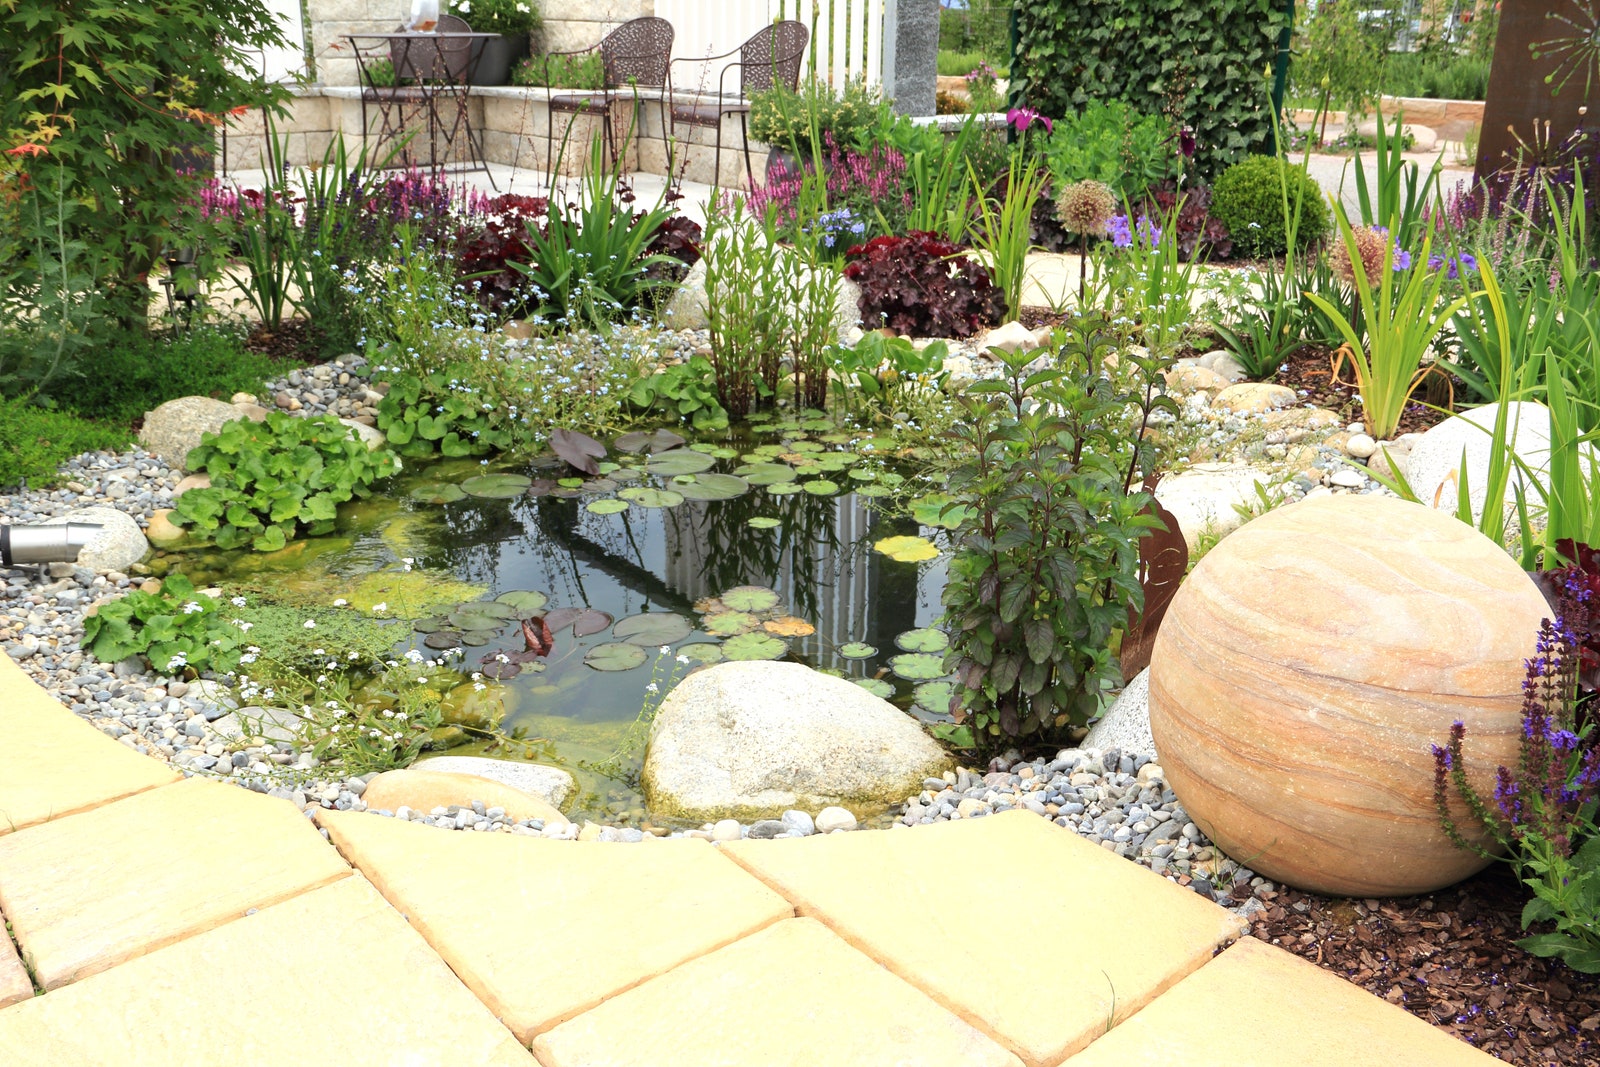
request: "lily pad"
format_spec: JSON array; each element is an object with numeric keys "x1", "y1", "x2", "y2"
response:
[
  {"x1": 423, "y1": 631, "x2": 464, "y2": 649},
  {"x1": 617, "y1": 486, "x2": 685, "y2": 509},
  {"x1": 839, "y1": 642, "x2": 877, "y2": 659},
  {"x1": 734, "y1": 463, "x2": 797, "y2": 486},
  {"x1": 448, "y1": 610, "x2": 502, "y2": 632},
  {"x1": 571, "y1": 609, "x2": 614, "y2": 638},
  {"x1": 584, "y1": 642, "x2": 649, "y2": 671},
  {"x1": 550, "y1": 428, "x2": 606, "y2": 475},
  {"x1": 672, "y1": 473, "x2": 750, "y2": 501},
  {"x1": 787, "y1": 440, "x2": 824, "y2": 452},
  {"x1": 763, "y1": 616, "x2": 815, "y2": 637},
  {"x1": 479, "y1": 660, "x2": 522, "y2": 680},
  {"x1": 678, "y1": 643, "x2": 724, "y2": 664},
  {"x1": 766, "y1": 482, "x2": 802, "y2": 495},
  {"x1": 889, "y1": 652, "x2": 947, "y2": 681},
  {"x1": 461, "y1": 600, "x2": 518, "y2": 620},
  {"x1": 645, "y1": 450, "x2": 716, "y2": 476},
  {"x1": 854, "y1": 677, "x2": 895, "y2": 698},
  {"x1": 802, "y1": 479, "x2": 840, "y2": 496},
  {"x1": 721, "y1": 586, "x2": 781, "y2": 612},
  {"x1": 495, "y1": 590, "x2": 549, "y2": 614},
  {"x1": 615, "y1": 428, "x2": 686, "y2": 453},
  {"x1": 409, "y1": 483, "x2": 466, "y2": 504},
  {"x1": 895, "y1": 627, "x2": 950, "y2": 653},
  {"x1": 914, "y1": 681, "x2": 955, "y2": 714},
  {"x1": 557, "y1": 477, "x2": 585, "y2": 489},
  {"x1": 853, "y1": 483, "x2": 894, "y2": 498},
  {"x1": 910, "y1": 493, "x2": 972, "y2": 530},
  {"x1": 846, "y1": 467, "x2": 878, "y2": 481},
  {"x1": 460, "y1": 631, "x2": 494, "y2": 647},
  {"x1": 703, "y1": 610, "x2": 762, "y2": 637},
  {"x1": 461, "y1": 473, "x2": 533, "y2": 499},
  {"x1": 612, "y1": 613, "x2": 693, "y2": 645},
  {"x1": 413, "y1": 616, "x2": 448, "y2": 633},
  {"x1": 874, "y1": 535, "x2": 940, "y2": 563},
  {"x1": 585, "y1": 498, "x2": 631, "y2": 515},
  {"x1": 752, "y1": 444, "x2": 787, "y2": 458},
  {"x1": 747, "y1": 516, "x2": 782, "y2": 529},
  {"x1": 721, "y1": 632, "x2": 789, "y2": 661}
]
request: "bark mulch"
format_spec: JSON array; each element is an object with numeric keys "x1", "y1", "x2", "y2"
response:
[
  {"x1": 1270, "y1": 342, "x2": 1456, "y2": 437},
  {"x1": 1246, "y1": 862, "x2": 1599, "y2": 1066},
  {"x1": 242, "y1": 318, "x2": 326, "y2": 365}
]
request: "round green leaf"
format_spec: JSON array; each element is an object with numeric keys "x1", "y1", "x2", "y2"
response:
[
  {"x1": 462, "y1": 600, "x2": 519, "y2": 620},
  {"x1": 747, "y1": 516, "x2": 781, "y2": 529},
  {"x1": 617, "y1": 486, "x2": 685, "y2": 508},
  {"x1": 734, "y1": 463, "x2": 797, "y2": 485},
  {"x1": 914, "y1": 681, "x2": 955, "y2": 714},
  {"x1": 495, "y1": 590, "x2": 549, "y2": 614},
  {"x1": 853, "y1": 483, "x2": 894, "y2": 497},
  {"x1": 615, "y1": 429, "x2": 686, "y2": 453},
  {"x1": 585, "y1": 498, "x2": 631, "y2": 515},
  {"x1": 787, "y1": 440, "x2": 824, "y2": 453},
  {"x1": 583, "y1": 643, "x2": 649, "y2": 671},
  {"x1": 802, "y1": 479, "x2": 839, "y2": 495},
  {"x1": 703, "y1": 610, "x2": 762, "y2": 636},
  {"x1": 721, "y1": 586, "x2": 781, "y2": 612},
  {"x1": 460, "y1": 631, "x2": 494, "y2": 647},
  {"x1": 410, "y1": 483, "x2": 465, "y2": 504},
  {"x1": 839, "y1": 642, "x2": 877, "y2": 659},
  {"x1": 895, "y1": 627, "x2": 950, "y2": 653},
  {"x1": 423, "y1": 631, "x2": 463, "y2": 649},
  {"x1": 413, "y1": 616, "x2": 449, "y2": 633},
  {"x1": 846, "y1": 467, "x2": 877, "y2": 481},
  {"x1": 645, "y1": 450, "x2": 716, "y2": 476},
  {"x1": 766, "y1": 482, "x2": 802, "y2": 495},
  {"x1": 854, "y1": 677, "x2": 895, "y2": 698},
  {"x1": 678, "y1": 643, "x2": 724, "y2": 664},
  {"x1": 721, "y1": 632, "x2": 789, "y2": 661},
  {"x1": 672, "y1": 473, "x2": 750, "y2": 501},
  {"x1": 461, "y1": 473, "x2": 533, "y2": 498},
  {"x1": 611, "y1": 613, "x2": 693, "y2": 645},
  {"x1": 889, "y1": 652, "x2": 947, "y2": 681},
  {"x1": 874, "y1": 535, "x2": 940, "y2": 563}
]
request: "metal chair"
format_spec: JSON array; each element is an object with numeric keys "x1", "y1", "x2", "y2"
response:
[
  {"x1": 669, "y1": 20, "x2": 808, "y2": 190},
  {"x1": 543, "y1": 17, "x2": 674, "y2": 178}
]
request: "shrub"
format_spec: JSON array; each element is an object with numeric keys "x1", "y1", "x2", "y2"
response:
[
  {"x1": 0, "y1": 399, "x2": 132, "y2": 491},
  {"x1": 82, "y1": 573, "x2": 244, "y2": 675},
  {"x1": 455, "y1": 193, "x2": 549, "y2": 313},
  {"x1": 747, "y1": 75, "x2": 885, "y2": 158},
  {"x1": 47, "y1": 325, "x2": 296, "y2": 430},
  {"x1": 172, "y1": 412, "x2": 400, "y2": 552},
  {"x1": 1211, "y1": 156, "x2": 1329, "y2": 259},
  {"x1": 377, "y1": 364, "x2": 518, "y2": 459},
  {"x1": 512, "y1": 51, "x2": 603, "y2": 89},
  {"x1": 1043, "y1": 100, "x2": 1179, "y2": 201},
  {"x1": 936, "y1": 89, "x2": 970, "y2": 115},
  {"x1": 454, "y1": 0, "x2": 540, "y2": 37},
  {"x1": 843, "y1": 232, "x2": 1006, "y2": 339}
]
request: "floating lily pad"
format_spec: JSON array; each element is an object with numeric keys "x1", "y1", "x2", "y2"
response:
[
  {"x1": 461, "y1": 600, "x2": 518, "y2": 620},
  {"x1": 874, "y1": 535, "x2": 940, "y2": 563},
  {"x1": 787, "y1": 440, "x2": 824, "y2": 453},
  {"x1": 571, "y1": 609, "x2": 614, "y2": 638},
  {"x1": 617, "y1": 486, "x2": 685, "y2": 508},
  {"x1": 895, "y1": 627, "x2": 950, "y2": 653},
  {"x1": 734, "y1": 462, "x2": 797, "y2": 486},
  {"x1": 610, "y1": 468, "x2": 644, "y2": 482},
  {"x1": 847, "y1": 467, "x2": 878, "y2": 481},
  {"x1": 839, "y1": 642, "x2": 877, "y2": 659},
  {"x1": 460, "y1": 631, "x2": 494, "y2": 647},
  {"x1": 721, "y1": 586, "x2": 782, "y2": 612},
  {"x1": 410, "y1": 483, "x2": 466, "y2": 504},
  {"x1": 877, "y1": 472, "x2": 906, "y2": 487},
  {"x1": 585, "y1": 498, "x2": 631, "y2": 515},
  {"x1": 910, "y1": 493, "x2": 972, "y2": 530},
  {"x1": 672, "y1": 473, "x2": 750, "y2": 501},
  {"x1": 721, "y1": 632, "x2": 789, "y2": 661},
  {"x1": 413, "y1": 616, "x2": 449, "y2": 633},
  {"x1": 889, "y1": 652, "x2": 947, "y2": 681},
  {"x1": 557, "y1": 477, "x2": 585, "y2": 489},
  {"x1": 914, "y1": 681, "x2": 955, "y2": 714},
  {"x1": 584, "y1": 642, "x2": 648, "y2": 671},
  {"x1": 597, "y1": 461, "x2": 621, "y2": 474},
  {"x1": 853, "y1": 483, "x2": 894, "y2": 497},
  {"x1": 461, "y1": 473, "x2": 532, "y2": 498},
  {"x1": 645, "y1": 450, "x2": 716, "y2": 476},
  {"x1": 479, "y1": 659, "x2": 522, "y2": 680},
  {"x1": 854, "y1": 677, "x2": 895, "y2": 698},
  {"x1": 678, "y1": 643, "x2": 724, "y2": 664},
  {"x1": 800, "y1": 418, "x2": 834, "y2": 432},
  {"x1": 447, "y1": 610, "x2": 502, "y2": 632},
  {"x1": 703, "y1": 610, "x2": 762, "y2": 637},
  {"x1": 766, "y1": 482, "x2": 802, "y2": 495},
  {"x1": 802, "y1": 479, "x2": 839, "y2": 496},
  {"x1": 615, "y1": 428, "x2": 686, "y2": 453},
  {"x1": 747, "y1": 516, "x2": 782, "y2": 529},
  {"x1": 612, "y1": 613, "x2": 693, "y2": 645},
  {"x1": 763, "y1": 616, "x2": 815, "y2": 637},
  {"x1": 582, "y1": 478, "x2": 618, "y2": 493},
  {"x1": 550, "y1": 428, "x2": 606, "y2": 475},
  {"x1": 752, "y1": 444, "x2": 787, "y2": 458},
  {"x1": 423, "y1": 631, "x2": 463, "y2": 649},
  {"x1": 495, "y1": 590, "x2": 549, "y2": 614}
]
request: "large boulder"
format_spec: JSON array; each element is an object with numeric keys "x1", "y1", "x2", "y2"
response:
[
  {"x1": 55, "y1": 507, "x2": 148, "y2": 572},
  {"x1": 415, "y1": 755, "x2": 573, "y2": 809},
  {"x1": 1149, "y1": 494, "x2": 1545, "y2": 897},
  {"x1": 642, "y1": 661, "x2": 953, "y2": 821},
  {"x1": 362, "y1": 768, "x2": 568, "y2": 827},
  {"x1": 1404, "y1": 401, "x2": 1587, "y2": 526},
  {"x1": 1152, "y1": 463, "x2": 1272, "y2": 552},
  {"x1": 137, "y1": 396, "x2": 240, "y2": 471}
]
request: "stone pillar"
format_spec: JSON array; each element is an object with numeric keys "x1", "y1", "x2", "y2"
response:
[{"x1": 882, "y1": 0, "x2": 938, "y2": 117}]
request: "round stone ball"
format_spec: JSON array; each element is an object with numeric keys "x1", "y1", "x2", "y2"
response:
[{"x1": 1149, "y1": 494, "x2": 1547, "y2": 897}]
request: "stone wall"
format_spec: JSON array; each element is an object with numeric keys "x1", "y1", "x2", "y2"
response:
[{"x1": 536, "y1": 0, "x2": 654, "y2": 55}]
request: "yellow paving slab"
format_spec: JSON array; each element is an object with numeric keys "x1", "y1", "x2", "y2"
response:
[
  {"x1": 0, "y1": 875, "x2": 535, "y2": 1066},
  {"x1": 0, "y1": 777, "x2": 350, "y2": 990},
  {"x1": 723, "y1": 809, "x2": 1246, "y2": 1067},
  {"x1": 0, "y1": 927, "x2": 31, "y2": 1010},
  {"x1": 0, "y1": 652, "x2": 176, "y2": 836},
  {"x1": 1061, "y1": 936, "x2": 1500, "y2": 1066},
  {"x1": 318, "y1": 808, "x2": 794, "y2": 1042},
  {"x1": 534, "y1": 917, "x2": 1024, "y2": 1067}
]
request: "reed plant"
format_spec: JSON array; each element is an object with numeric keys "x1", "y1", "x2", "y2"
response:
[{"x1": 968, "y1": 150, "x2": 1049, "y2": 322}]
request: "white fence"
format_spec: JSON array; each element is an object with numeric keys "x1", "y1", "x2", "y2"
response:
[
  {"x1": 261, "y1": 0, "x2": 313, "y2": 82},
  {"x1": 656, "y1": 0, "x2": 885, "y2": 97}
]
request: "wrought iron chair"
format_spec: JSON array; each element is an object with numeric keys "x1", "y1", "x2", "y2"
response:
[
  {"x1": 543, "y1": 17, "x2": 674, "y2": 178},
  {"x1": 669, "y1": 20, "x2": 808, "y2": 190}
]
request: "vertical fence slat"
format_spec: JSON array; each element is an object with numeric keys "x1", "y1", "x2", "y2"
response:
[
  {"x1": 863, "y1": 0, "x2": 882, "y2": 87},
  {"x1": 654, "y1": 0, "x2": 884, "y2": 97}
]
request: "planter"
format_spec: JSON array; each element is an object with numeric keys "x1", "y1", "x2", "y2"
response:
[{"x1": 469, "y1": 33, "x2": 530, "y2": 87}]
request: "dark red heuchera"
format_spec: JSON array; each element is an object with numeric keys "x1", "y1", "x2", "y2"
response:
[
  {"x1": 843, "y1": 232, "x2": 1006, "y2": 339},
  {"x1": 1139, "y1": 181, "x2": 1232, "y2": 261},
  {"x1": 456, "y1": 194, "x2": 549, "y2": 312}
]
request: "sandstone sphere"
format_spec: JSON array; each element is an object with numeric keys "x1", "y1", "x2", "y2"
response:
[{"x1": 1149, "y1": 494, "x2": 1546, "y2": 897}]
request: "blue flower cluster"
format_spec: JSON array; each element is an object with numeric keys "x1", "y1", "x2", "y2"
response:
[{"x1": 810, "y1": 207, "x2": 868, "y2": 249}]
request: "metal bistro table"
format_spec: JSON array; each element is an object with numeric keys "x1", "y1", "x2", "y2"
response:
[{"x1": 346, "y1": 29, "x2": 500, "y2": 188}]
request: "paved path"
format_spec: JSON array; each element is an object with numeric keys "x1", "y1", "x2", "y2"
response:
[{"x1": 0, "y1": 650, "x2": 1497, "y2": 1065}]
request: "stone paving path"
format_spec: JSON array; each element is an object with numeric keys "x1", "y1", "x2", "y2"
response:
[{"x1": 0, "y1": 651, "x2": 1499, "y2": 1065}]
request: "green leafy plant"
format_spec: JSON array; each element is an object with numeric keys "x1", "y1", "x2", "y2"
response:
[
  {"x1": 172, "y1": 412, "x2": 401, "y2": 552},
  {"x1": 454, "y1": 0, "x2": 540, "y2": 37},
  {"x1": 627, "y1": 356, "x2": 729, "y2": 431},
  {"x1": 1211, "y1": 155, "x2": 1329, "y2": 259},
  {"x1": 1100, "y1": 203, "x2": 1205, "y2": 356},
  {"x1": 376, "y1": 365, "x2": 517, "y2": 459},
  {"x1": 0, "y1": 165, "x2": 101, "y2": 398},
  {"x1": 968, "y1": 150, "x2": 1051, "y2": 322},
  {"x1": 1043, "y1": 100, "x2": 1179, "y2": 201},
  {"x1": 363, "y1": 58, "x2": 399, "y2": 88},
  {"x1": 513, "y1": 51, "x2": 603, "y2": 89},
  {"x1": 82, "y1": 573, "x2": 243, "y2": 675},
  {"x1": 747, "y1": 75, "x2": 885, "y2": 159},
  {"x1": 1349, "y1": 109, "x2": 1444, "y2": 248},
  {"x1": 0, "y1": 397, "x2": 132, "y2": 491},
  {"x1": 1304, "y1": 203, "x2": 1467, "y2": 441},
  {"x1": 828, "y1": 333, "x2": 949, "y2": 424},
  {"x1": 941, "y1": 323, "x2": 1175, "y2": 749},
  {"x1": 701, "y1": 198, "x2": 789, "y2": 417},
  {"x1": 1290, "y1": 0, "x2": 1384, "y2": 124}
]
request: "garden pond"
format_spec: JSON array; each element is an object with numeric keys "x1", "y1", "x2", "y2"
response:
[{"x1": 158, "y1": 417, "x2": 965, "y2": 824}]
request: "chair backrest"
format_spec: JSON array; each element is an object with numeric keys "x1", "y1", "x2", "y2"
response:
[
  {"x1": 600, "y1": 16, "x2": 674, "y2": 90},
  {"x1": 740, "y1": 20, "x2": 808, "y2": 96}
]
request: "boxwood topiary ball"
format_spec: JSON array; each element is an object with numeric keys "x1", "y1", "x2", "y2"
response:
[{"x1": 1209, "y1": 155, "x2": 1330, "y2": 259}]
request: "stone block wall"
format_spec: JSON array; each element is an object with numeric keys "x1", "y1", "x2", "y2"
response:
[
  {"x1": 537, "y1": 0, "x2": 655, "y2": 55},
  {"x1": 308, "y1": 0, "x2": 410, "y2": 87}
]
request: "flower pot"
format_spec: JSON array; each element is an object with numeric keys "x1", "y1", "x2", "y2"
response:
[{"x1": 469, "y1": 33, "x2": 530, "y2": 86}]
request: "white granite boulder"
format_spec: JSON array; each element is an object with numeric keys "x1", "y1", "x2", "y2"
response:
[
  {"x1": 1404, "y1": 402, "x2": 1592, "y2": 525},
  {"x1": 137, "y1": 396, "x2": 241, "y2": 471},
  {"x1": 54, "y1": 507, "x2": 149, "y2": 572},
  {"x1": 1153, "y1": 463, "x2": 1272, "y2": 552},
  {"x1": 1084, "y1": 668, "x2": 1155, "y2": 758},
  {"x1": 642, "y1": 661, "x2": 954, "y2": 821},
  {"x1": 415, "y1": 755, "x2": 574, "y2": 809}
]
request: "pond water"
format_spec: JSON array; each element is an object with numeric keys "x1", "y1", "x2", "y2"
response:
[{"x1": 166, "y1": 421, "x2": 958, "y2": 825}]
